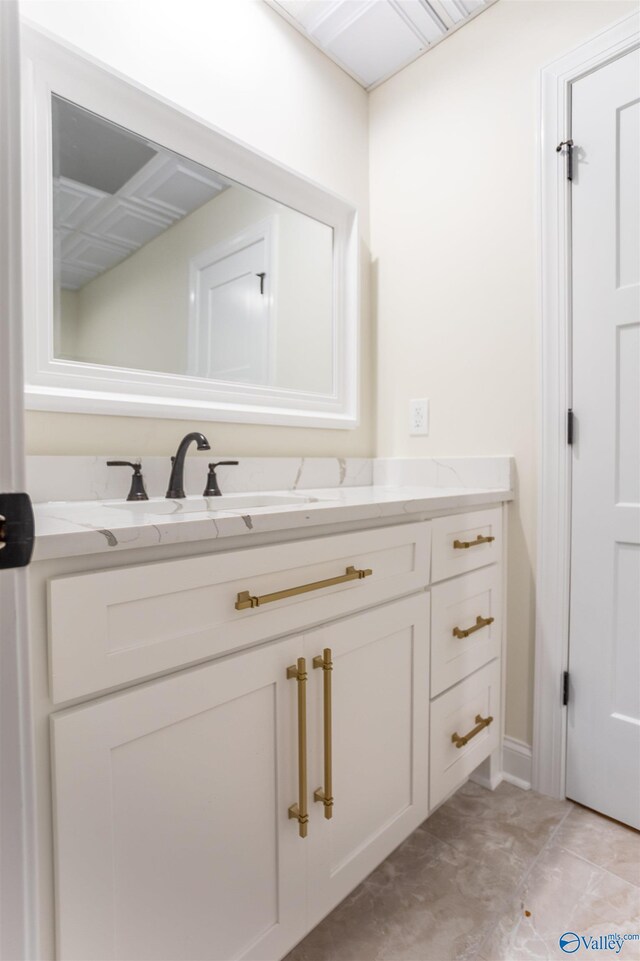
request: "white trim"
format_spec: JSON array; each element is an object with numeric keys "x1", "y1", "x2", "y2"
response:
[
  {"x1": 20, "y1": 26, "x2": 359, "y2": 429},
  {"x1": 470, "y1": 766, "x2": 503, "y2": 793},
  {"x1": 502, "y1": 737, "x2": 532, "y2": 792},
  {"x1": 471, "y1": 736, "x2": 532, "y2": 794},
  {"x1": 0, "y1": 4, "x2": 38, "y2": 958},
  {"x1": 534, "y1": 12, "x2": 640, "y2": 799}
]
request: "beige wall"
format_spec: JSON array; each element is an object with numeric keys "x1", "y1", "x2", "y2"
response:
[
  {"x1": 22, "y1": 0, "x2": 637, "y2": 741},
  {"x1": 21, "y1": 0, "x2": 372, "y2": 456},
  {"x1": 369, "y1": 0, "x2": 637, "y2": 745},
  {"x1": 62, "y1": 185, "x2": 333, "y2": 393}
]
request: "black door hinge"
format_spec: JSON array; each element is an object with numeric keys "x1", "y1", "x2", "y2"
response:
[
  {"x1": 567, "y1": 408, "x2": 574, "y2": 445},
  {"x1": 0, "y1": 492, "x2": 35, "y2": 570},
  {"x1": 562, "y1": 670, "x2": 570, "y2": 707},
  {"x1": 556, "y1": 139, "x2": 574, "y2": 181}
]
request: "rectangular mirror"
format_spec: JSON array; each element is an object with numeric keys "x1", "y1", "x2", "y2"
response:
[
  {"x1": 23, "y1": 30, "x2": 358, "y2": 428},
  {"x1": 53, "y1": 96, "x2": 335, "y2": 394}
]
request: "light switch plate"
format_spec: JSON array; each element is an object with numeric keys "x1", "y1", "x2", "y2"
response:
[{"x1": 409, "y1": 398, "x2": 429, "y2": 436}]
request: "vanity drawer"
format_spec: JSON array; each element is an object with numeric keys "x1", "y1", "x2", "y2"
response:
[
  {"x1": 429, "y1": 658, "x2": 501, "y2": 810},
  {"x1": 431, "y1": 566, "x2": 502, "y2": 697},
  {"x1": 431, "y1": 507, "x2": 502, "y2": 583},
  {"x1": 48, "y1": 522, "x2": 430, "y2": 703}
]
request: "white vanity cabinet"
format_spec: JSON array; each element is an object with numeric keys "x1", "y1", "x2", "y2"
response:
[
  {"x1": 51, "y1": 593, "x2": 430, "y2": 961},
  {"x1": 306, "y1": 594, "x2": 430, "y2": 928},
  {"x1": 52, "y1": 635, "x2": 307, "y2": 961},
  {"x1": 41, "y1": 505, "x2": 507, "y2": 961}
]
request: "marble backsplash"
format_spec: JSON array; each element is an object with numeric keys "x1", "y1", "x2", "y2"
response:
[
  {"x1": 26, "y1": 455, "x2": 513, "y2": 503},
  {"x1": 373, "y1": 456, "x2": 513, "y2": 491}
]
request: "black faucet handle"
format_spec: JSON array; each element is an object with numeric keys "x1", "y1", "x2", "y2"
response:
[
  {"x1": 107, "y1": 460, "x2": 142, "y2": 473},
  {"x1": 107, "y1": 461, "x2": 149, "y2": 502},
  {"x1": 204, "y1": 461, "x2": 239, "y2": 497}
]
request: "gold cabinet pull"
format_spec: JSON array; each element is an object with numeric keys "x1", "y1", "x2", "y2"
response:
[
  {"x1": 453, "y1": 534, "x2": 495, "y2": 550},
  {"x1": 452, "y1": 615, "x2": 495, "y2": 639},
  {"x1": 313, "y1": 648, "x2": 333, "y2": 819},
  {"x1": 287, "y1": 658, "x2": 309, "y2": 838},
  {"x1": 236, "y1": 566, "x2": 372, "y2": 611},
  {"x1": 451, "y1": 714, "x2": 494, "y2": 749}
]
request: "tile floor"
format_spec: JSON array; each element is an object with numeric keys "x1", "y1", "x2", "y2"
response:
[{"x1": 285, "y1": 780, "x2": 640, "y2": 961}]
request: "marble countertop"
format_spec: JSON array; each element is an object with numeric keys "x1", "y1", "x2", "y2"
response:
[{"x1": 33, "y1": 484, "x2": 513, "y2": 562}]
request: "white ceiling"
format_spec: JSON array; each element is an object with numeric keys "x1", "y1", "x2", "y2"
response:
[
  {"x1": 55, "y1": 154, "x2": 229, "y2": 290},
  {"x1": 266, "y1": 0, "x2": 497, "y2": 89},
  {"x1": 53, "y1": 95, "x2": 233, "y2": 293}
]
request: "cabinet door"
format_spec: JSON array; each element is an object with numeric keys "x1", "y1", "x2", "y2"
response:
[
  {"x1": 51, "y1": 637, "x2": 307, "y2": 961},
  {"x1": 306, "y1": 594, "x2": 430, "y2": 927}
]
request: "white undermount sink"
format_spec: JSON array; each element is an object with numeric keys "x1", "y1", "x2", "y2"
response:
[{"x1": 103, "y1": 493, "x2": 321, "y2": 515}]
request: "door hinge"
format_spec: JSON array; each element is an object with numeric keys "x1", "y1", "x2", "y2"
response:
[
  {"x1": 567, "y1": 408, "x2": 574, "y2": 445},
  {"x1": 556, "y1": 139, "x2": 574, "y2": 181},
  {"x1": 562, "y1": 670, "x2": 570, "y2": 707},
  {"x1": 0, "y1": 492, "x2": 35, "y2": 570}
]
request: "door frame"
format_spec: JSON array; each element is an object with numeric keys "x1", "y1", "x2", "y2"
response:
[
  {"x1": 0, "y1": 2, "x2": 37, "y2": 958},
  {"x1": 533, "y1": 11, "x2": 640, "y2": 799}
]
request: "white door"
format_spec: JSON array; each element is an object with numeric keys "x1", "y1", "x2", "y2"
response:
[
  {"x1": 307, "y1": 595, "x2": 430, "y2": 928},
  {"x1": 51, "y1": 637, "x2": 307, "y2": 961},
  {"x1": 192, "y1": 225, "x2": 272, "y2": 385},
  {"x1": 0, "y1": 3, "x2": 36, "y2": 959},
  {"x1": 567, "y1": 48, "x2": 640, "y2": 829}
]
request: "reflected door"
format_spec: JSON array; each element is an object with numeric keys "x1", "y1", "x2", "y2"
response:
[
  {"x1": 193, "y1": 228, "x2": 271, "y2": 385},
  {"x1": 567, "y1": 48, "x2": 640, "y2": 829}
]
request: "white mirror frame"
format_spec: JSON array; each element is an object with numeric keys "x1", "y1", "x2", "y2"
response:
[{"x1": 21, "y1": 27, "x2": 359, "y2": 429}]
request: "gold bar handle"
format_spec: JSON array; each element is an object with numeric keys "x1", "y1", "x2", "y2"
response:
[
  {"x1": 287, "y1": 657, "x2": 309, "y2": 838},
  {"x1": 236, "y1": 566, "x2": 372, "y2": 611},
  {"x1": 451, "y1": 713, "x2": 494, "y2": 749},
  {"x1": 452, "y1": 615, "x2": 495, "y2": 639},
  {"x1": 313, "y1": 648, "x2": 333, "y2": 819},
  {"x1": 453, "y1": 534, "x2": 495, "y2": 550}
]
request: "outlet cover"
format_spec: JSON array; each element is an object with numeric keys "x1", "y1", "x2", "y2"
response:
[{"x1": 409, "y1": 398, "x2": 429, "y2": 436}]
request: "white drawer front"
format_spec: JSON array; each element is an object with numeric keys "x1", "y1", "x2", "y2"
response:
[
  {"x1": 431, "y1": 566, "x2": 502, "y2": 697},
  {"x1": 49, "y1": 522, "x2": 430, "y2": 703},
  {"x1": 430, "y1": 659, "x2": 501, "y2": 810},
  {"x1": 431, "y1": 508, "x2": 502, "y2": 583}
]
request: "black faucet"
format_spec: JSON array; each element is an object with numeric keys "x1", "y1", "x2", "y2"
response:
[
  {"x1": 203, "y1": 461, "x2": 239, "y2": 496},
  {"x1": 107, "y1": 461, "x2": 149, "y2": 501},
  {"x1": 166, "y1": 432, "x2": 211, "y2": 499}
]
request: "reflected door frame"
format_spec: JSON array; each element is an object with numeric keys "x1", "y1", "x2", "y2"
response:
[
  {"x1": 533, "y1": 11, "x2": 640, "y2": 800},
  {"x1": 188, "y1": 217, "x2": 276, "y2": 386}
]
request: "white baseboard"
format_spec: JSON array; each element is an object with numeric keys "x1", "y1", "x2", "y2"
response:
[{"x1": 502, "y1": 736, "x2": 532, "y2": 790}]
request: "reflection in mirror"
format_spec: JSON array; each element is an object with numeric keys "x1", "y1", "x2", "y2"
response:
[{"x1": 52, "y1": 96, "x2": 335, "y2": 394}]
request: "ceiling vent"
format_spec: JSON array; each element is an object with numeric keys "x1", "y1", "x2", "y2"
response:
[{"x1": 265, "y1": 0, "x2": 497, "y2": 89}]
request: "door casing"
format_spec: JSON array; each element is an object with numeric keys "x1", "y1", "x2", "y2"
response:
[
  {"x1": 0, "y1": 2, "x2": 38, "y2": 958},
  {"x1": 533, "y1": 11, "x2": 640, "y2": 800}
]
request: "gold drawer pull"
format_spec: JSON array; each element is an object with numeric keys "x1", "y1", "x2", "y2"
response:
[
  {"x1": 287, "y1": 658, "x2": 309, "y2": 838},
  {"x1": 451, "y1": 714, "x2": 494, "y2": 749},
  {"x1": 452, "y1": 615, "x2": 495, "y2": 639},
  {"x1": 235, "y1": 566, "x2": 373, "y2": 611},
  {"x1": 313, "y1": 648, "x2": 333, "y2": 819},
  {"x1": 453, "y1": 534, "x2": 495, "y2": 550}
]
